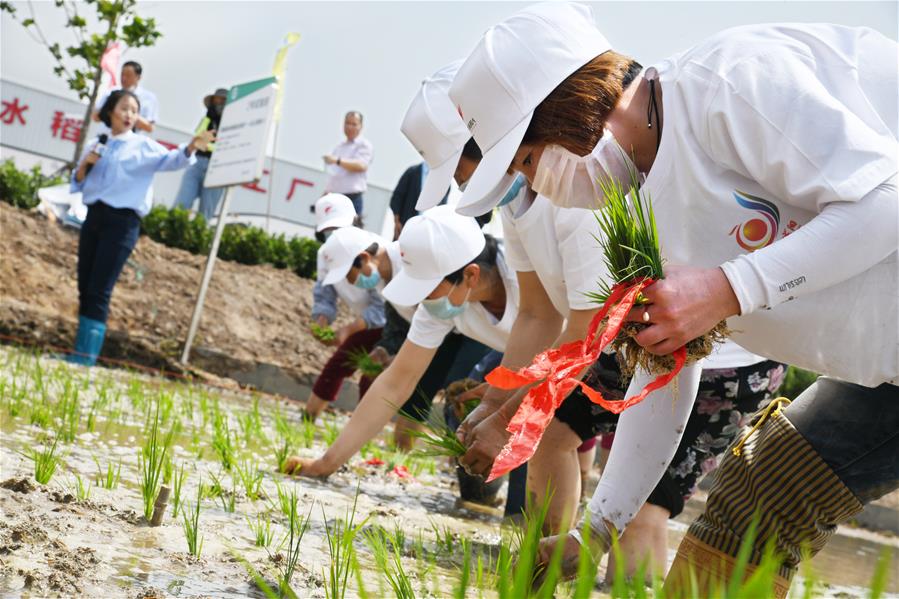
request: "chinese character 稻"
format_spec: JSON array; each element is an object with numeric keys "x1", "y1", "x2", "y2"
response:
[{"x1": 50, "y1": 111, "x2": 83, "y2": 143}]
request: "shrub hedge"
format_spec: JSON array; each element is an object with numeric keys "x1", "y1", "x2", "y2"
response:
[
  {"x1": 140, "y1": 205, "x2": 320, "y2": 279},
  {"x1": 0, "y1": 159, "x2": 66, "y2": 209}
]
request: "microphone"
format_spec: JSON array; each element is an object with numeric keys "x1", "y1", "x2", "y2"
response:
[{"x1": 85, "y1": 134, "x2": 108, "y2": 175}]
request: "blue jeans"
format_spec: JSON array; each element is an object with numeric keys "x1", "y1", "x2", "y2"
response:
[
  {"x1": 344, "y1": 192, "x2": 363, "y2": 215},
  {"x1": 77, "y1": 202, "x2": 141, "y2": 323},
  {"x1": 174, "y1": 155, "x2": 224, "y2": 221}
]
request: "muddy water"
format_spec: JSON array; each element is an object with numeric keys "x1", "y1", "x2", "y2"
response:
[{"x1": 0, "y1": 347, "x2": 895, "y2": 598}]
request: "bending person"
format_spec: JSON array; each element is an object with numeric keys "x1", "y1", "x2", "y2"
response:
[
  {"x1": 450, "y1": 3, "x2": 897, "y2": 593},
  {"x1": 282, "y1": 206, "x2": 518, "y2": 478}
]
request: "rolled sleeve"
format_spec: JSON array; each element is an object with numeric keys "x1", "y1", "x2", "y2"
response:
[{"x1": 312, "y1": 281, "x2": 338, "y2": 323}]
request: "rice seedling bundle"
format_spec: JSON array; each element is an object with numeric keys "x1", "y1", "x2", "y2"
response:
[
  {"x1": 345, "y1": 348, "x2": 384, "y2": 378},
  {"x1": 312, "y1": 323, "x2": 336, "y2": 342}
]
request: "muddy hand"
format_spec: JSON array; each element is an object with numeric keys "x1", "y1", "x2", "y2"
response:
[
  {"x1": 623, "y1": 265, "x2": 740, "y2": 356},
  {"x1": 458, "y1": 410, "x2": 510, "y2": 478},
  {"x1": 280, "y1": 456, "x2": 331, "y2": 479},
  {"x1": 532, "y1": 533, "x2": 592, "y2": 588}
]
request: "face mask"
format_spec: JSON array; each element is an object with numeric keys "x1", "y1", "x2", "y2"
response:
[
  {"x1": 531, "y1": 130, "x2": 642, "y2": 209},
  {"x1": 421, "y1": 283, "x2": 470, "y2": 320},
  {"x1": 497, "y1": 174, "x2": 526, "y2": 208},
  {"x1": 354, "y1": 267, "x2": 381, "y2": 289}
]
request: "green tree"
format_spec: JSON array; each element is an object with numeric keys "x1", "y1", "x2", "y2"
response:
[{"x1": 1, "y1": 0, "x2": 162, "y2": 166}]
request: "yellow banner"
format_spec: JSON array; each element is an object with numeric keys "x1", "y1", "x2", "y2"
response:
[{"x1": 272, "y1": 33, "x2": 301, "y2": 120}]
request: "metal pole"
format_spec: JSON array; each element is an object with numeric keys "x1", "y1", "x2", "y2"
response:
[
  {"x1": 265, "y1": 121, "x2": 281, "y2": 234},
  {"x1": 180, "y1": 186, "x2": 233, "y2": 364}
]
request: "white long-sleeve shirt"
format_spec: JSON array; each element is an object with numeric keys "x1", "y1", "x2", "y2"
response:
[{"x1": 586, "y1": 23, "x2": 898, "y2": 534}]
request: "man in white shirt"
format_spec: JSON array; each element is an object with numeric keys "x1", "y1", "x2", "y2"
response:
[
  {"x1": 323, "y1": 111, "x2": 374, "y2": 218},
  {"x1": 92, "y1": 61, "x2": 159, "y2": 134}
]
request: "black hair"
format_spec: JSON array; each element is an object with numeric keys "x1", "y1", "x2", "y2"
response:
[
  {"x1": 620, "y1": 60, "x2": 644, "y2": 90},
  {"x1": 461, "y1": 137, "x2": 482, "y2": 161},
  {"x1": 98, "y1": 89, "x2": 141, "y2": 127},
  {"x1": 445, "y1": 234, "x2": 498, "y2": 284},
  {"x1": 122, "y1": 60, "x2": 143, "y2": 76},
  {"x1": 345, "y1": 110, "x2": 363, "y2": 124},
  {"x1": 351, "y1": 242, "x2": 380, "y2": 268}
]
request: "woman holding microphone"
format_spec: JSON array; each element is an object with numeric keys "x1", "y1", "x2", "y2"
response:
[{"x1": 68, "y1": 89, "x2": 214, "y2": 366}]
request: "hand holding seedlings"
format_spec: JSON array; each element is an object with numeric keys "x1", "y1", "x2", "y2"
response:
[
  {"x1": 458, "y1": 409, "x2": 512, "y2": 477},
  {"x1": 623, "y1": 264, "x2": 741, "y2": 356}
]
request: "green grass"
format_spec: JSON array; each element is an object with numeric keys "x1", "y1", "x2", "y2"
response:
[
  {"x1": 312, "y1": 323, "x2": 336, "y2": 342},
  {"x1": 181, "y1": 484, "x2": 204, "y2": 558},
  {"x1": 24, "y1": 434, "x2": 60, "y2": 484},
  {"x1": 587, "y1": 167, "x2": 663, "y2": 305},
  {"x1": 171, "y1": 462, "x2": 187, "y2": 518},
  {"x1": 275, "y1": 488, "x2": 312, "y2": 596},
  {"x1": 138, "y1": 399, "x2": 174, "y2": 522},
  {"x1": 246, "y1": 512, "x2": 275, "y2": 548},
  {"x1": 345, "y1": 347, "x2": 384, "y2": 378},
  {"x1": 323, "y1": 489, "x2": 367, "y2": 599}
]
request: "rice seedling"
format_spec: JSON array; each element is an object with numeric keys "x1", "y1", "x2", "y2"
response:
[
  {"x1": 869, "y1": 548, "x2": 893, "y2": 599},
  {"x1": 29, "y1": 400, "x2": 53, "y2": 429},
  {"x1": 56, "y1": 379, "x2": 81, "y2": 443},
  {"x1": 322, "y1": 415, "x2": 341, "y2": 446},
  {"x1": 364, "y1": 527, "x2": 415, "y2": 599},
  {"x1": 219, "y1": 485, "x2": 237, "y2": 513},
  {"x1": 401, "y1": 412, "x2": 466, "y2": 459},
  {"x1": 171, "y1": 462, "x2": 187, "y2": 517},
  {"x1": 94, "y1": 456, "x2": 121, "y2": 490},
  {"x1": 302, "y1": 417, "x2": 316, "y2": 449},
  {"x1": 323, "y1": 489, "x2": 367, "y2": 599},
  {"x1": 586, "y1": 169, "x2": 727, "y2": 378},
  {"x1": 181, "y1": 484, "x2": 204, "y2": 558},
  {"x1": 345, "y1": 347, "x2": 384, "y2": 378},
  {"x1": 454, "y1": 540, "x2": 472, "y2": 599},
  {"x1": 24, "y1": 434, "x2": 60, "y2": 484},
  {"x1": 138, "y1": 400, "x2": 174, "y2": 522},
  {"x1": 429, "y1": 520, "x2": 458, "y2": 556},
  {"x1": 212, "y1": 411, "x2": 236, "y2": 470},
  {"x1": 274, "y1": 488, "x2": 312, "y2": 596},
  {"x1": 238, "y1": 401, "x2": 264, "y2": 445},
  {"x1": 203, "y1": 470, "x2": 226, "y2": 501},
  {"x1": 246, "y1": 512, "x2": 275, "y2": 548},
  {"x1": 235, "y1": 459, "x2": 265, "y2": 501},
  {"x1": 72, "y1": 472, "x2": 92, "y2": 501},
  {"x1": 273, "y1": 437, "x2": 292, "y2": 472},
  {"x1": 311, "y1": 323, "x2": 336, "y2": 342}
]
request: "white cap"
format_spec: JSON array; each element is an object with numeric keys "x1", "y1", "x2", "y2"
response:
[
  {"x1": 448, "y1": 2, "x2": 610, "y2": 214},
  {"x1": 402, "y1": 62, "x2": 523, "y2": 216},
  {"x1": 401, "y1": 61, "x2": 468, "y2": 211},
  {"x1": 382, "y1": 205, "x2": 485, "y2": 306},
  {"x1": 315, "y1": 193, "x2": 356, "y2": 232},
  {"x1": 320, "y1": 227, "x2": 383, "y2": 286}
]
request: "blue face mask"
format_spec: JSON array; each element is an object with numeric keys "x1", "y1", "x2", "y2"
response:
[
  {"x1": 497, "y1": 174, "x2": 526, "y2": 207},
  {"x1": 354, "y1": 268, "x2": 381, "y2": 289},
  {"x1": 421, "y1": 284, "x2": 470, "y2": 320}
]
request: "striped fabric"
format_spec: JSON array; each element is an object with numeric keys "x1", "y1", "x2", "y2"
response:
[{"x1": 687, "y1": 407, "x2": 863, "y2": 581}]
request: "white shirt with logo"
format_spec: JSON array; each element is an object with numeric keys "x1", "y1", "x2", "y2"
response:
[
  {"x1": 644, "y1": 23, "x2": 898, "y2": 387},
  {"x1": 587, "y1": 22, "x2": 898, "y2": 537},
  {"x1": 502, "y1": 190, "x2": 766, "y2": 369},
  {"x1": 406, "y1": 250, "x2": 520, "y2": 353}
]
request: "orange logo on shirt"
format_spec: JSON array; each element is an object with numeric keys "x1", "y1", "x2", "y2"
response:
[{"x1": 729, "y1": 190, "x2": 780, "y2": 252}]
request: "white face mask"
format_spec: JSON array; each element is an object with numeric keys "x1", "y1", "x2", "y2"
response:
[{"x1": 531, "y1": 130, "x2": 643, "y2": 209}]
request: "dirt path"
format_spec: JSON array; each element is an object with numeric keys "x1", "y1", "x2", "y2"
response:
[{"x1": 0, "y1": 202, "x2": 349, "y2": 383}]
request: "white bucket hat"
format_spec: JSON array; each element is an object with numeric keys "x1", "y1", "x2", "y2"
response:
[
  {"x1": 320, "y1": 227, "x2": 383, "y2": 286},
  {"x1": 448, "y1": 2, "x2": 611, "y2": 214},
  {"x1": 402, "y1": 61, "x2": 520, "y2": 216},
  {"x1": 315, "y1": 193, "x2": 357, "y2": 232},
  {"x1": 382, "y1": 205, "x2": 485, "y2": 306}
]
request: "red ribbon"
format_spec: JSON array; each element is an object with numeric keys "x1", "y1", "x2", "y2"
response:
[{"x1": 484, "y1": 279, "x2": 687, "y2": 482}]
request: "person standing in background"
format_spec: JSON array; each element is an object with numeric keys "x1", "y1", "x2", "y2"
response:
[
  {"x1": 69, "y1": 90, "x2": 213, "y2": 367},
  {"x1": 323, "y1": 111, "x2": 373, "y2": 218},
  {"x1": 174, "y1": 88, "x2": 227, "y2": 222},
  {"x1": 92, "y1": 61, "x2": 159, "y2": 134}
]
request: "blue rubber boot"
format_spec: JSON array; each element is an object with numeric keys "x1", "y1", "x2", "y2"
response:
[{"x1": 67, "y1": 316, "x2": 107, "y2": 367}]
